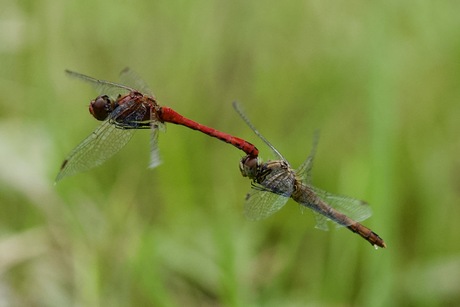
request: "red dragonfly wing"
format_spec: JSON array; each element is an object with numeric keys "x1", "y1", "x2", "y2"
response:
[
  {"x1": 148, "y1": 122, "x2": 162, "y2": 169},
  {"x1": 118, "y1": 68, "x2": 163, "y2": 168},
  {"x1": 65, "y1": 70, "x2": 134, "y2": 100},
  {"x1": 119, "y1": 68, "x2": 155, "y2": 98},
  {"x1": 55, "y1": 100, "x2": 147, "y2": 182}
]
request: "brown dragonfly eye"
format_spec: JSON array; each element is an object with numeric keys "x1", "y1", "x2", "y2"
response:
[
  {"x1": 89, "y1": 95, "x2": 114, "y2": 121},
  {"x1": 239, "y1": 155, "x2": 259, "y2": 179}
]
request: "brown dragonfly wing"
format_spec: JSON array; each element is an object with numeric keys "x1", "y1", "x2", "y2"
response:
[
  {"x1": 294, "y1": 132, "x2": 372, "y2": 229},
  {"x1": 244, "y1": 166, "x2": 295, "y2": 220},
  {"x1": 244, "y1": 187, "x2": 290, "y2": 221},
  {"x1": 55, "y1": 100, "x2": 147, "y2": 182},
  {"x1": 295, "y1": 130, "x2": 320, "y2": 184},
  {"x1": 306, "y1": 185, "x2": 372, "y2": 230}
]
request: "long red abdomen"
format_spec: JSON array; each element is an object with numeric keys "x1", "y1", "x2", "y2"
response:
[{"x1": 160, "y1": 107, "x2": 259, "y2": 157}]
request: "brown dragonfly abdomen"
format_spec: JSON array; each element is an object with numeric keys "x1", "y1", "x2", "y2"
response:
[{"x1": 347, "y1": 223, "x2": 386, "y2": 248}]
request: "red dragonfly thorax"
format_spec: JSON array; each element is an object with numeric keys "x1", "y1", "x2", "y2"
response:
[{"x1": 89, "y1": 91, "x2": 158, "y2": 122}]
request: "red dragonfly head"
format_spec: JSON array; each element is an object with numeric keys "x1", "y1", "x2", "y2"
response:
[{"x1": 89, "y1": 95, "x2": 117, "y2": 121}]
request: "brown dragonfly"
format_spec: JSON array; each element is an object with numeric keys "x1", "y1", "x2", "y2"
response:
[{"x1": 233, "y1": 102, "x2": 386, "y2": 249}]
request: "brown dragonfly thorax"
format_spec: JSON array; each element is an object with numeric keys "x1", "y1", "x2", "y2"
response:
[{"x1": 240, "y1": 155, "x2": 294, "y2": 186}]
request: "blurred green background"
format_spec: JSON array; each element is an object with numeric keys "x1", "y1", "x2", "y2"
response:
[{"x1": 1, "y1": 0, "x2": 459, "y2": 306}]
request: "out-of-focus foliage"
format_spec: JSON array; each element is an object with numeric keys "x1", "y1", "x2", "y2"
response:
[{"x1": 1, "y1": 0, "x2": 459, "y2": 305}]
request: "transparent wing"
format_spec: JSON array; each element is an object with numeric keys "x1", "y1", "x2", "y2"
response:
[
  {"x1": 55, "y1": 101, "x2": 147, "y2": 182},
  {"x1": 65, "y1": 70, "x2": 134, "y2": 99},
  {"x1": 306, "y1": 185, "x2": 372, "y2": 230},
  {"x1": 244, "y1": 186, "x2": 290, "y2": 221},
  {"x1": 296, "y1": 130, "x2": 320, "y2": 185},
  {"x1": 119, "y1": 68, "x2": 155, "y2": 97},
  {"x1": 244, "y1": 166, "x2": 295, "y2": 220},
  {"x1": 55, "y1": 121, "x2": 136, "y2": 182},
  {"x1": 148, "y1": 123, "x2": 162, "y2": 168},
  {"x1": 313, "y1": 212, "x2": 330, "y2": 231},
  {"x1": 293, "y1": 131, "x2": 371, "y2": 229},
  {"x1": 232, "y1": 101, "x2": 285, "y2": 161},
  {"x1": 147, "y1": 98, "x2": 166, "y2": 169}
]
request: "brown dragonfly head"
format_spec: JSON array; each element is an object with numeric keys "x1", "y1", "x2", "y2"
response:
[
  {"x1": 89, "y1": 95, "x2": 117, "y2": 121},
  {"x1": 239, "y1": 155, "x2": 260, "y2": 179}
]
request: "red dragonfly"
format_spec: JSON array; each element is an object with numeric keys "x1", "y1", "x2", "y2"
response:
[
  {"x1": 56, "y1": 69, "x2": 258, "y2": 182},
  {"x1": 232, "y1": 102, "x2": 386, "y2": 249}
]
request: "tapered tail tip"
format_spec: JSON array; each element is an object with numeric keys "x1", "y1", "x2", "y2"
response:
[{"x1": 373, "y1": 242, "x2": 387, "y2": 249}]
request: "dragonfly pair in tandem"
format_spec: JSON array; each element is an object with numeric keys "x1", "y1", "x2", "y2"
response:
[{"x1": 57, "y1": 69, "x2": 386, "y2": 249}]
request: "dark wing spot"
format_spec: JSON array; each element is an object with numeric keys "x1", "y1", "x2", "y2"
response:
[{"x1": 60, "y1": 159, "x2": 68, "y2": 170}]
